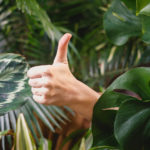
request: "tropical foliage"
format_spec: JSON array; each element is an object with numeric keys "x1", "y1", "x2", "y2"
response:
[
  {"x1": 92, "y1": 0, "x2": 150, "y2": 150},
  {"x1": 0, "y1": 0, "x2": 150, "y2": 149}
]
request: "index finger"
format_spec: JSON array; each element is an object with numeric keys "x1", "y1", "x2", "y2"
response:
[{"x1": 27, "y1": 65, "x2": 51, "y2": 79}]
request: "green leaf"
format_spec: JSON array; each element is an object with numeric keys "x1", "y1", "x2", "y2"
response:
[
  {"x1": 92, "y1": 67, "x2": 150, "y2": 149},
  {"x1": 104, "y1": 0, "x2": 141, "y2": 46},
  {"x1": 16, "y1": 0, "x2": 79, "y2": 61},
  {"x1": 15, "y1": 113, "x2": 36, "y2": 150},
  {"x1": 114, "y1": 100, "x2": 150, "y2": 150},
  {"x1": 107, "y1": 67, "x2": 150, "y2": 100},
  {"x1": 0, "y1": 130, "x2": 13, "y2": 140},
  {"x1": 90, "y1": 146, "x2": 120, "y2": 150},
  {"x1": 92, "y1": 90, "x2": 134, "y2": 147},
  {"x1": 16, "y1": 0, "x2": 57, "y2": 41},
  {"x1": 38, "y1": 138, "x2": 52, "y2": 150},
  {"x1": 121, "y1": 0, "x2": 136, "y2": 10},
  {"x1": 0, "y1": 53, "x2": 30, "y2": 115},
  {"x1": 136, "y1": 0, "x2": 150, "y2": 16},
  {"x1": 79, "y1": 138, "x2": 86, "y2": 150},
  {"x1": 28, "y1": 99, "x2": 55, "y2": 132},
  {"x1": 141, "y1": 15, "x2": 150, "y2": 44}
]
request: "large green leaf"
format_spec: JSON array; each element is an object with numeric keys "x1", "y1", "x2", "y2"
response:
[
  {"x1": 114, "y1": 100, "x2": 150, "y2": 150},
  {"x1": 136, "y1": 0, "x2": 150, "y2": 16},
  {"x1": 104, "y1": 0, "x2": 142, "y2": 46},
  {"x1": 92, "y1": 67, "x2": 150, "y2": 149},
  {"x1": 92, "y1": 90, "x2": 134, "y2": 147},
  {"x1": 0, "y1": 53, "x2": 30, "y2": 115},
  {"x1": 107, "y1": 67, "x2": 150, "y2": 100}
]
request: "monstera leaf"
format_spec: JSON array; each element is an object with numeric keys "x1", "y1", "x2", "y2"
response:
[
  {"x1": 104, "y1": 0, "x2": 141, "y2": 46},
  {"x1": 121, "y1": 0, "x2": 136, "y2": 10},
  {"x1": 0, "y1": 53, "x2": 30, "y2": 115},
  {"x1": 92, "y1": 67, "x2": 150, "y2": 149}
]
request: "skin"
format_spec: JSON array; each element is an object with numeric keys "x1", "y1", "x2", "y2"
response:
[{"x1": 27, "y1": 33, "x2": 100, "y2": 121}]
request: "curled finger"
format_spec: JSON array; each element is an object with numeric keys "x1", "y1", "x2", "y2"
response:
[
  {"x1": 28, "y1": 78, "x2": 43, "y2": 88},
  {"x1": 32, "y1": 95, "x2": 46, "y2": 104}
]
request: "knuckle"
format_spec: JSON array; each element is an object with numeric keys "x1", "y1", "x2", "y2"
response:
[{"x1": 42, "y1": 65, "x2": 51, "y2": 76}]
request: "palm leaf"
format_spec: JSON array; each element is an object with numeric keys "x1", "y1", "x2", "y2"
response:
[{"x1": 16, "y1": 0, "x2": 79, "y2": 62}]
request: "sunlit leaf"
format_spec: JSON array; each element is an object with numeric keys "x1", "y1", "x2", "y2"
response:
[
  {"x1": 38, "y1": 138, "x2": 52, "y2": 150},
  {"x1": 15, "y1": 113, "x2": 36, "y2": 150},
  {"x1": 136, "y1": 0, "x2": 150, "y2": 16}
]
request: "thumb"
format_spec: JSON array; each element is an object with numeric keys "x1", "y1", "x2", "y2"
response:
[{"x1": 53, "y1": 33, "x2": 72, "y2": 64}]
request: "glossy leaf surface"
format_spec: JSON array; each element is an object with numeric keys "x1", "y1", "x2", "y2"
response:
[{"x1": 92, "y1": 67, "x2": 150, "y2": 149}]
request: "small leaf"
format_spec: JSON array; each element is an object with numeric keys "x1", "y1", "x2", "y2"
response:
[
  {"x1": 15, "y1": 113, "x2": 36, "y2": 150},
  {"x1": 38, "y1": 138, "x2": 52, "y2": 150}
]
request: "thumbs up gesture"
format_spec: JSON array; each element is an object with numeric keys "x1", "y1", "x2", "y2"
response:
[{"x1": 27, "y1": 33, "x2": 100, "y2": 120}]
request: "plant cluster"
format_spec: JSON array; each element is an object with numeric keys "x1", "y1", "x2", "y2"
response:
[{"x1": 0, "y1": 0, "x2": 150, "y2": 150}]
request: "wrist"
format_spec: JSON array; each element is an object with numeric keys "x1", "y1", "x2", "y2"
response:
[{"x1": 69, "y1": 80, "x2": 100, "y2": 121}]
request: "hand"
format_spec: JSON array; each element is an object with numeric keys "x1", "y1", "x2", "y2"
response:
[{"x1": 27, "y1": 33, "x2": 100, "y2": 120}]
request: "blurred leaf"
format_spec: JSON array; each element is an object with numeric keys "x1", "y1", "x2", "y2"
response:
[
  {"x1": 121, "y1": 0, "x2": 136, "y2": 10},
  {"x1": 16, "y1": 0, "x2": 59, "y2": 42},
  {"x1": 0, "y1": 129, "x2": 13, "y2": 140},
  {"x1": 15, "y1": 113, "x2": 36, "y2": 150},
  {"x1": 141, "y1": 15, "x2": 150, "y2": 44},
  {"x1": 79, "y1": 138, "x2": 86, "y2": 150},
  {"x1": 38, "y1": 138, "x2": 52, "y2": 150},
  {"x1": 104, "y1": 0, "x2": 141, "y2": 46},
  {"x1": 136, "y1": 0, "x2": 150, "y2": 16},
  {"x1": 90, "y1": 146, "x2": 120, "y2": 150}
]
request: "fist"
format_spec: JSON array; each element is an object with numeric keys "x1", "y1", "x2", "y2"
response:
[{"x1": 27, "y1": 33, "x2": 77, "y2": 106}]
